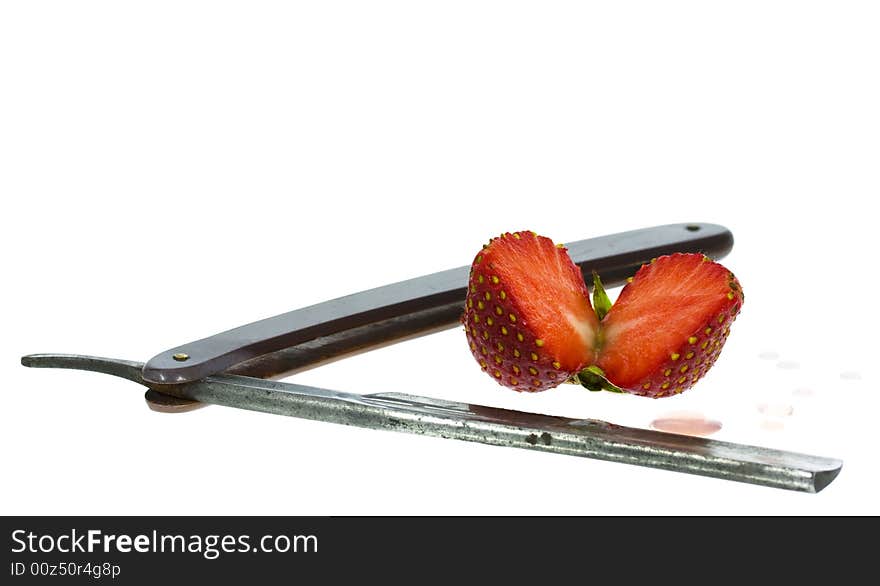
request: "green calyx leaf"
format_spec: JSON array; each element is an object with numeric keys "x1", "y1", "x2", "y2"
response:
[
  {"x1": 591, "y1": 271, "x2": 612, "y2": 322},
  {"x1": 574, "y1": 365, "x2": 626, "y2": 394}
]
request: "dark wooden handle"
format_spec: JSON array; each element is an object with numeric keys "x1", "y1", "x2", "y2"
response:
[{"x1": 143, "y1": 222, "x2": 733, "y2": 384}]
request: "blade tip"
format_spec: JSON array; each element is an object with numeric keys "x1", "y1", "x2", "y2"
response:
[{"x1": 813, "y1": 461, "x2": 843, "y2": 493}]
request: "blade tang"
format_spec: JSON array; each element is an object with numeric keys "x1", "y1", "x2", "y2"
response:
[{"x1": 143, "y1": 222, "x2": 734, "y2": 384}]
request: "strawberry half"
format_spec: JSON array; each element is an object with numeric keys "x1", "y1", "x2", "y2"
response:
[
  {"x1": 595, "y1": 253, "x2": 743, "y2": 397},
  {"x1": 462, "y1": 231, "x2": 599, "y2": 392}
]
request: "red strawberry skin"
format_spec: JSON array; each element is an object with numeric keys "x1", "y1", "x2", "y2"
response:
[
  {"x1": 596, "y1": 253, "x2": 743, "y2": 398},
  {"x1": 462, "y1": 231, "x2": 599, "y2": 392}
]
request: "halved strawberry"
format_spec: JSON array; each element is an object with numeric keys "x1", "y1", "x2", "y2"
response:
[
  {"x1": 462, "y1": 231, "x2": 599, "y2": 392},
  {"x1": 595, "y1": 253, "x2": 743, "y2": 397}
]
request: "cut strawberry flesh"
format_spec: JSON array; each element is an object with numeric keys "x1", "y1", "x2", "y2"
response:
[
  {"x1": 597, "y1": 253, "x2": 742, "y2": 391},
  {"x1": 485, "y1": 234, "x2": 598, "y2": 371}
]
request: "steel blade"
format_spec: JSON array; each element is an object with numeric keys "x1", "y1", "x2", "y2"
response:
[{"x1": 22, "y1": 354, "x2": 842, "y2": 493}]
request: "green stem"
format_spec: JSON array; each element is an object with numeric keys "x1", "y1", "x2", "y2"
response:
[{"x1": 575, "y1": 365, "x2": 626, "y2": 394}]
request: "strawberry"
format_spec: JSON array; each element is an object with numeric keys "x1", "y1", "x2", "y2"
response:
[
  {"x1": 463, "y1": 234, "x2": 743, "y2": 398},
  {"x1": 594, "y1": 253, "x2": 743, "y2": 397},
  {"x1": 462, "y1": 231, "x2": 599, "y2": 392}
]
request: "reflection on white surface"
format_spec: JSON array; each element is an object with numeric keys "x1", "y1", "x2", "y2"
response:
[
  {"x1": 650, "y1": 411, "x2": 722, "y2": 437},
  {"x1": 760, "y1": 420, "x2": 786, "y2": 432},
  {"x1": 757, "y1": 403, "x2": 794, "y2": 417}
]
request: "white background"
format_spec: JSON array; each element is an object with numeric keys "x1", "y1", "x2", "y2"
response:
[{"x1": 2, "y1": 1, "x2": 877, "y2": 515}]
